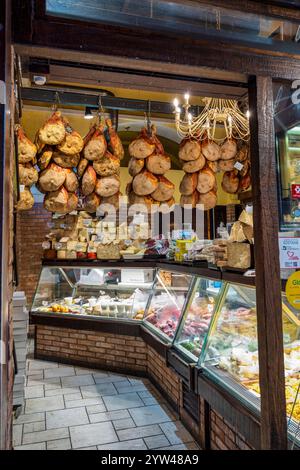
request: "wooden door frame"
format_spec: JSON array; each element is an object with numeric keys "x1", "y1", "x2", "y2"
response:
[{"x1": 11, "y1": 0, "x2": 298, "y2": 449}]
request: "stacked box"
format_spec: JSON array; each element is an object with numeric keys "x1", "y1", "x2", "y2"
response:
[{"x1": 12, "y1": 292, "x2": 28, "y2": 407}]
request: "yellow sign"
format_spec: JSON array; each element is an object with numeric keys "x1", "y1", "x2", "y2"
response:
[{"x1": 286, "y1": 271, "x2": 300, "y2": 310}]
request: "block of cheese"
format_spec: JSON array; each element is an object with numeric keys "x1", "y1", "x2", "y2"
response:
[
  {"x1": 97, "y1": 243, "x2": 120, "y2": 260},
  {"x1": 227, "y1": 242, "x2": 251, "y2": 269}
]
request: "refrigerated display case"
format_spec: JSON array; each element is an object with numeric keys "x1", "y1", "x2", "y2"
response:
[
  {"x1": 199, "y1": 281, "x2": 300, "y2": 438},
  {"x1": 143, "y1": 268, "x2": 194, "y2": 342},
  {"x1": 173, "y1": 277, "x2": 224, "y2": 361},
  {"x1": 31, "y1": 264, "x2": 155, "y2": 321}
]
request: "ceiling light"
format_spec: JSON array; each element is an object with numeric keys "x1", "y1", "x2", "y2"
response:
[{"x1": 84, "y1": 107, "x2": 94, "y2": 119}]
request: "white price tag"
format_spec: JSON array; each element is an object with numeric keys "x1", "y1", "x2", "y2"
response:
[
  {"x1": 234, "y1": 161, "x2": 244, "y2": 171},
  {"x1": 19, "y1": 184, "x2": 25, "y2": 192}
]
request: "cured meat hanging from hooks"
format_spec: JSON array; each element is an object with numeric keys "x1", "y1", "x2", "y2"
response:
[
  {"x1": 15, "y1": 125, "x2": 37, "y2": 210},
  {"x1": 106, "y1": 118, "x2": 124, "y2": 160}
]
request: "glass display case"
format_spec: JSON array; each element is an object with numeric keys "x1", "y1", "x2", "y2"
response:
[
  {"x1": 143, "y1": 269, "x2": 194, "y2": 342},
  {"x1": 31, "y1": 265, "x2": 155, "y2": 321},
  {"x1": 200, "y1": 282, "x2": 300, "y2": 437},
  {"x1": 173, "y1": 277, "x2": 224, "y2": 361}
]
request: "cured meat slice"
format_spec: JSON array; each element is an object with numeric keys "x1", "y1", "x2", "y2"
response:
[
  {"x1": 179, "y1": 173, "x2": 198, "y2": 196},
  {"x1": 132, "y1": 170, "x2": 158, "y2": 196},
  {"x1": 95, "y1": 175, "x2": 120, "y2": 197},
  {"x1": 128, "y1": 157, "x2": 144, "y2": 177},
  {"x1": 53, "y1": 151, "x2": 80, "y2": 168},
  {"x1": 19, "y1": 163, "x2": 38, "y2": 187},
  {"x1": 17, "y1": 188, "x2": 34, "y2": 211},
  {"x1": 38, "y1": 111, "x2": 66, "y2": 145},
  {"x1": 82, "y1": 166, "x2": 97, "y2": 196},
  {"x1": 180, "y1": 192, "x2": 199, "y2": 208},
  {"x1": 84, "y1": 192, "x2": 101, "y2": 213},
  {"x1": 128, "y1": 128, "x2": 155, "y2": 159},
  {"x1": 220, "y1": 138, "x2": 237, "y2": 160},
  {"x1": 84, "y1": 125, "x2": 107, "y2": 161},
  {"x1": 39, "y1": 163, "x2": 66, "y2": 192},
  {"x1": 106, "y1": 118, "x2": 124, "y2": 160},
  {"x1": 146, "y1": 153, "x2": 171, "y2": 175},
  {"x1": 151, "y1": 176, "x2": 175, "y2": 202},
  {"x1": 57, "y1": 128, "x2": 84, "y2": 155},
  {"x1": 179, "y1": 139, "x2": 201, "y2": 161},
  {"x1": 43, "y1": 186, "x2": 69, "y2": 213},
  {"x1": 198, "y1": 191, "x2": 217, "y2": 210},
  {"x1": 93, "y1": 152, "x2": 120, "y2": 177},
  {"x1": 17, "y1": 126, "x2": 37, "y2": 163},
  {"x1": 77, "y1": 157, "x2": 89, "y2": 178},
  {"x1": 221, "y1": 170, "x2": 239, "y2": 194},
  {"x1": 64, "y1": 169, "x2": 79, "y2": 193},
  {"x1": 197, "y1": 168, "x2": 216, "y2": 194},
  {"x1": 202, "y1": 139, "x2": 221, "y2": 161},
  {"x1": 182, "y1": 154, "x2": 205, "y2": 173},
  {"x1": 218, "y1": 159, "x2": 235, "y2": 172}
]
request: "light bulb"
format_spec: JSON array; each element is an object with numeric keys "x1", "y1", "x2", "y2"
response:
[
  {"x1": 184, "y1": 93, "x2": 190, "y2": 103},
  {"x1": 246, "y1": 110, "x2": 250, "y2": 119},
  {"x1": 173, "y1": 98, "x2": 179, "y2": 108},
  {"x1": 175, "y1": 106, "x2": 181, "y2": 114}
]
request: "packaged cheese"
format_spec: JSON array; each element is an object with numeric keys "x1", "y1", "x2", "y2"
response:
[{"x1": 227, "y1": 242, "x2": 251, "y2": 269}]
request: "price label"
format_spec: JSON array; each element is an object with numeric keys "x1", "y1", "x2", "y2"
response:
[
  {"x1": 19, "y1": 184, "x2": 25, "y2": 192},
  {"x1": 234, "y1": 161, "x2": 244, "y2": 171}
]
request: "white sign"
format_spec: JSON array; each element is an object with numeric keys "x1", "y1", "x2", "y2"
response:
[{"x1": 279, "y1": 237, "x2": 300, "y2": 268}]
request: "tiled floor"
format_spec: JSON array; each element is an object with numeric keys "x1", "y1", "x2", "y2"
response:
[{"x1": 13, "y1": 353, "x2": 199, "y2": 450}]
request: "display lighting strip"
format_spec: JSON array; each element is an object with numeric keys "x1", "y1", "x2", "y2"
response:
[{"x1": 173, "y1": 95, "x2": 250, "y2": 143}]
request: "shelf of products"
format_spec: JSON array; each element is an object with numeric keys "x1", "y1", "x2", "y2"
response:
[
  {"x1": 200, "y1": 282, "x2": 300, "y2": 442},
  {"x1": 31, "y1": 266, "x2": 155, "y2": 321},
  {"x1": 174, "y1": 277, "x2": 224, "y2": 361},
  {"x1": 143, "y1": 269, "x2": 194, "y2": 342}
]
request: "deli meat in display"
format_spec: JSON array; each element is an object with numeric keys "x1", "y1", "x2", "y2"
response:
[
  {"x1": 81, "y1": 166, "x2": 97, "y2": 196},
  {"x1": 38, "y1": 111, "x2": 66, "y2": 145},
  {"x1": 220, "y1": 138, "x2": 237, "y2": 160},
  {"x1": 53, "y1": 151, "x2": 80, "y2": 168},
  {"x1": 179, "y1": 173, "x2": 198, "y2": 196},
  {"x1": 17, "y1": 126, "x2": 37, "y2": 163},
  {"x1": 221, "y1": 170, "x2": 240, "y2": 194},
  {"x1": 128, "y1": 128, "x2": 155, "y2": 159},
  {"x1": 106, "y1": 118, "x2": 124, "y2": 160},
  {"x1": 198, "y1": 191, "x2": 217, "y2": 210},
  {"x1": 179, "y1": 139, "x2": 201, "y2": 162},
  {"x1": 84, "y1": 192, "x2": 101, "y2": 213},
  {"x1": 202, "y1": 139, "x2": 221, "y2": 161},
  {"x1": 43, "y1": 186, "x2": 69, "y2": 212},
  {"x1": 19, "y1": 164, "x2": 38, "y2": 187},
  {"x1": 197, "y1": 168, "x2": 216, "y2": 194},
  {"x1": 17, "y1": 188, "x2": 34, "y2": 210},
  {"x1": 64, "y1": 169, "x2": 79, "y2": 193},
  {"x1": 128, "y1": 157, "x2": 144, "y2": 177},
  {"x1": 182, "y1": 154, "x2": 205, "y2": 173},
  {"x1": 146, "y1": 153, "x2": 171, "y2": 175},
  {"x1": 37, "y1": 147, "x2": 53, "y2": 170},
  {"x1": 57, "y1": 127, "x2": 84, "y2": 155},
  {"x1": 180, "y1": 192, "x2": 199, "y2": 208},
  {"x1": 151, "y1": 176, "x2": 175, "y2": 202},
  {"x1": 92, "y1": 152, "x2": 120, "y2": 177},
  {"x1": 95, "y1": 175, "x2": 120, "y2": 197}
]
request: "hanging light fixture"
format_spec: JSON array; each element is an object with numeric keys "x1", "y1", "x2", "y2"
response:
[
  {"x1": 173, "y1": 95, "x2": 250, "y2": 143},
  {"x1": 84, "y1": 107, "x2": 94, "y2": 120}
]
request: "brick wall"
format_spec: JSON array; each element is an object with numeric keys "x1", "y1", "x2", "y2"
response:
[
  {"x1": 210, "y1": 410, "x2": 253, "y2": 450},
  {"x1": 16, "y1": 204, "x2": 51, "y2": 305}
]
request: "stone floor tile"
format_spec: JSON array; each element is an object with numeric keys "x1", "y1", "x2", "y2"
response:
[
  {"x1": 25, "y1": 396, "x2": 64, "y2": 414},
  {"x1": 45, "y1": 387, "x2": 81, "y2": 397},
  {"x1": 14, "y1": 412, "x2": 45, "y2": 425},
  {"x1": 112, "y1": 417, "x2": 136, "y2": 430},
  {"x1": 141, "y1": 397, "x2": 158, "y2": 406},
  {"x1": 81, "y1": 383, "x2": 117, "y2": 398},
  {"x1": 28, "y1": 360, "x2": 58, "y2": 370},
  {"x1": 23, "y1": 421, "x2": 45, "y2": 434},
  {"x1": 15, "y1": 442, "x2": 46, "y2": 450},
  {"x1": 155, "y1": 442, "x2": 198, "y2": 450},
  {"x1": 138, "y1": 390, "x2": 153, "y2": 399},
  {"x1": 47, "y1": 438, "x2": 72, "y2": 450},
  {"x1": 66, "y1": 398, "x2": 105, "y2": 409},
  {"x1": 89, "y1": 409, "x2": 130, "y2": 423},
  {"x1": 159, "y1": 421, "x2": 194, "y2": 445},
  {"x1": 22, "y1": 427, "x2": 69, "y2": 445},
  {"x1": 27, "y1": 376, "x2": 61, "y2": 390},
  {"x1": 24, "y1": 385, "x2": 44, "y2": 399},
  {"x1": 93, "y1": 374, "x2": 126, "y2": 384},
  {"x1": 44, "y1": 367, "x2": 75, "y2": 379},
  {"x1": 46, "y1": 407, "x2": 89, "y2": 429},
  {"x1": 117, "y1": 424, "x2": 162, "y2": 441},
  {"x1": 13, "y1": 424, "x2": 23, "y2": 447},
  {"x1": 144, "y1": 434, "x2": 170, "y2": 449},
  {"x1": 70, "y1": 421, "x2": 118, "y2": 449},
  {"x1": 129, "y1": 404, "x2": 171, "y2": 426},
  {"x1": 64, "y1": 392, "x2": 82, "y2": 402},
  {"x1": 26, "y1": 371, "x2": 43, "y2": 379},
  {"x1": 114, "y1": 382, "x2": 147, "y2": 394},
  {"x1": 75, "y1": 367, "x2": 100, "y2": 376},
  {"x1": 97, "y1": 439, "x2": 147, "y2": 451},
  {"x1": 103, "y1": 392, "x2": 144, "y2": 411},
  {"x1": 86, "y1": 404, "x2": 108, "y2": 415},
  {"x1": 61, "y1": 374, "x2": 95, "y2": 388},
  {"x1": 76, "y1": 446, "x2": 97, "y2": 450}
]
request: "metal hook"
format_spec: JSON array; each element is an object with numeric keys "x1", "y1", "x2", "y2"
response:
[
  {"x1": 146, "y1": 100, "x2": 151, "y2": 136},
  {"x1": 98, "y1": 94, "x2": 105, "y2": 123},
  {"x1": 52, "y1": 91, "x2": 60, "y2": 112}
]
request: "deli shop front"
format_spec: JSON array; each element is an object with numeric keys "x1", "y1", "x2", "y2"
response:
[{"x1": 1, "y1": 0, "x2": 300, "y2": 452}]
